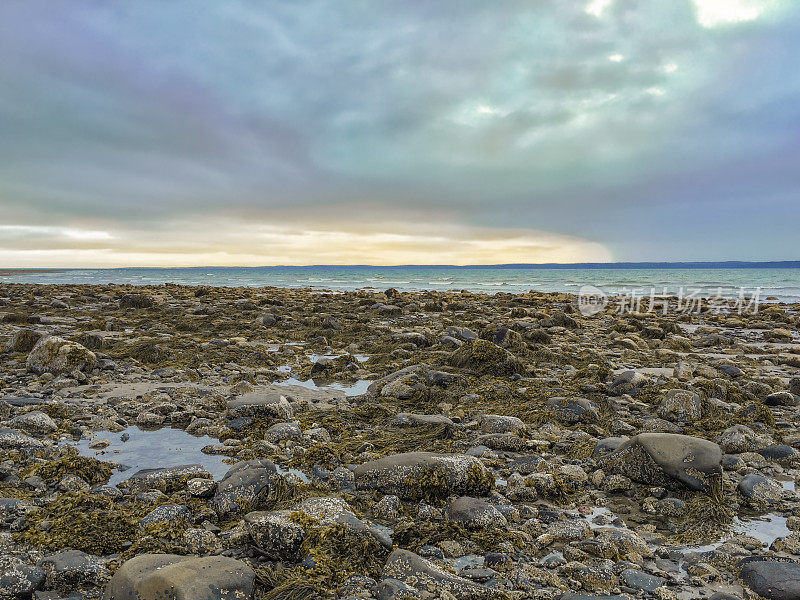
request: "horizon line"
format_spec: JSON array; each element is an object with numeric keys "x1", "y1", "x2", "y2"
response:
[{"x1": 2, "y1": 260, "x2": 800, "y2": 271}]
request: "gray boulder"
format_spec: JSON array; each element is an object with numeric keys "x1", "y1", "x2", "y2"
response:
[
  {"x1": 103, "y1": 554, "x2": 254, "y2": 600},
  {"x1": 10, "y1": 411, "x2": 57, "y2": 437},
  {"x1": 739, "y1": 557, "x2": 800, "y2": 600},
  {"x1": 657, "y1": 389, "x2": 702, "y2": 423},
  {"x1": 599, "y1": 433, "x2": 722, "y2": 493},
  {"x1": 119, "y1": 465, "x2": 212, "y2": 494},
  {"x1": 244, "y1": 510, "x2": 305, "y2": 560}
]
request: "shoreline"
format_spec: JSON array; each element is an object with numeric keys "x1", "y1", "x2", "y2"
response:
[{"x1": 1, "y1": 283, "x2": 799, "y2": 598}]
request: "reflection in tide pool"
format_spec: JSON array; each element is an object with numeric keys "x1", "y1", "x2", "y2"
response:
[{"x1": 73, "y1": 426, "x2": 231, "y2": 487}]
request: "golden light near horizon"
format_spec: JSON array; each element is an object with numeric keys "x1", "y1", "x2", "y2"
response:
[{"x1": 0, "y1": 216, "x2": 613, "y2": 268}]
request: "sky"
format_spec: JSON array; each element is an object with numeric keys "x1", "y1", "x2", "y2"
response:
[{"x1": 0, "y1": 0, "x2": 798, "y2": 267}]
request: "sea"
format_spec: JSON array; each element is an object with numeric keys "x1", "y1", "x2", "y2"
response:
[{"x1": 1, "y1": 264, "x2": 799, "y2": 303}]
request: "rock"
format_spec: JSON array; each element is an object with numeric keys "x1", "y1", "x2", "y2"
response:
[
  {"x1": 7, "y1": 328, "x2": 44, "y2": 353},
  {"x1": 391, "y1": 413, "x2": 454, "y2": 428},
  {"x1": 26, "y1": 336, "x2": 96, "y2": 376},
  {"x1": 254, "y1": 313, "x2": 277, "y2": 326},
  {"x1": 0, "y1": 428, "x2": 44, "y2": 450},
  {"x1": 657, "y1": 389, "x2": 702, "y2": 423},
  {"x1": 738, "y1": 474, "x2": 782, "y2": 505},
  {"x1": 760, "y1": 444, "x2": 798, "y2": 461},
  {"x1": 244, "y1": 511, "x2": 305, "y2": 560},
  {"x1": 293, "y1": 496, "x2": 392, "y2": 549},
  {"x1": 477, "y1": 414, "x2": 525, "y2": 434},
  {"x1": 103, "y1": 554, "x2": 254, "y2": 600},
  {"x1": 546, "y1": 397, "x2": 599, "y2": 423},
  {"x1": 609, "y1": 371, "x2": 648, "y2": 395},
  {"x1": 599, "y1": 433, "x2": 722, "y2": 492},
  {"x1": 620, "y1": 569, "x2": 665, "y2": 593},
  {"x1": 716, "y1": 364, "x2": 743, "y2": 378},
  {"x1": 139, "y1": 504, "x2": 190, "y2": 529},
  {"x1": 227, "y1": 392, "x2": 293, "y2": 420},
  {"x1": 0, "y1": 563, "x2": 46, "y2": 598},
  {"x1": 765, "y1": 392, "x2": 799, "y2": 407},
  {"x1": 717, "y1": 425, "x2": 759, "y2": 454},
  {"x1": 120, "y1": 465, "x2": 212, "y2": 494},
  {"x1": 739, "y1": 557, "x2": 800, "y2": 600},
  {"x1": 37, "y1": 550, "x2": 109, "y2": 592},
  {"x1": 353, "y1": 452, "x2": 493, "y2": 500},
  {"x1": 265, "y1": 421, "x2": 301, "y2": 442},
  {"x1": 9, "y1": 411, "x2": 57, "y2": 436},
  {"x1": 447, "y1": 339, "x2": 522, "y2": 375},
  {"x1": 186, "y1": 477, "x2": 216, "y2": 498},
  {"x1": 446, "y1": 496, "x2": 507, "y2": 530},
  {"x1": 381, "y1": 549, "x2": 495, "y2": 600},
  {"x1": 212, "y1": 459, "x2": 277, "y2": 516},
  {"x1": 118, "y1": 294, "x2": 154, "y2": 309}
]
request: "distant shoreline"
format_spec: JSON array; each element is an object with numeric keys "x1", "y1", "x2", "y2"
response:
[
  {"x1": 1, "y1": 261, "x2": 798, "y2": 271},
  {"x1": 0, "y1": 269, "x2": 67, "y2": 276}
]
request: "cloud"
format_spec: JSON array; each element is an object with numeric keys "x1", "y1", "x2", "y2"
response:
[{"x1": 0, "y1": 0, "x2": 797, "y2": 264}]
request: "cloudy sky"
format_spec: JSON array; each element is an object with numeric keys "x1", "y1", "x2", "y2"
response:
[{"x1": 0, "y1": 0, "x2": 798, "y2": 266}]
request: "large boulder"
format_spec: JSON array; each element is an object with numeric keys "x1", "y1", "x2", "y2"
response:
[
  {"x1": 244, "y1": 511, "x2": 305, "y2": 560},
  {"x1": 381, "y1": 549, "x2": 495, "y2": 600},
  {"x1": 353, "y1": 452, "x2": 493, "y2": 500},
  {"x1": 103, "y1": 554, "x2": 254, "y2": 600},
  {"x1": 7, "y1": 328, "x2": 44, "y2": 353},
  {"x1": 598, "y1": 433, "x2": 722, "y2": 493},
  {"x1": 739, "y1": 557, "x2": 800, "y2": 600},
  {"x1": 212, "y1": 459, "x2": 277, "y2": 516},
  {"x1": 9, "y1": 411, "x2": 57, "y2": 436},
  {"x1": 26, "y1": 336, "x2": 96, "y2": 376}
]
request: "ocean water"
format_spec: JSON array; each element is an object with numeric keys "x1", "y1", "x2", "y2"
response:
[{"x1": 1, "y1": 266, "x2": 799, "y2": 302}]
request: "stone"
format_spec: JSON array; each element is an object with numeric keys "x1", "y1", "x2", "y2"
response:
[
  {"x1": 139, "y1": 504, "x2": 190, "y2": 529},
  {"x1": 212, "y1": 459, "x2": 277, "y2": 516},
  {"x1": 264, "y1": 421, "x2": 301, "y2": 442},
  {"x1": 446, "y1": 496, "x2": 507, "y2": 530},
  {"x1": 657, "y1": 389, "x2": 702, "y2": 423},
  {"x1": 765, "y1": 392, "x2": 799, "y2": 407},
  {"x1": 244, "y1": 511, "x2": 305, "y2": 560},
  {"x1": 477, "y1": 414, "x2": 525, "y2": 434},
  {"x1": 0, "y1": 563, "x2": 46, "y2": 598},
  {"x1": 103, "y1": 554, "x2": 254, "y2": 600},
  {"x1": 26, "y1": 336, "x2": 96, "y2": 376},
  {"x1": 620, "y1": 569, "x2": 665, "y2": 593},
  {"x1": 381, "y1": 549, "x2": 495, "y2": 600},
  {"x1": 353, "y1": 452, "x2": 493, "y2": 499},
  {"x1": 227, "y1": 392, "x2": 293, "y2": 420},
  {"x1": 738, "y1": 474, "x2": 782, "y2": 505},
  {"x1": 599, "y1": 433, "x2": 722, "y2": 492},
  {"x1": 0, "y1": 428, "x2": 44, "y2": 450},
  {"x1": 7, "y1": 328, "x2": 44, "y2": 353},
  {"x1": 546, "y1": 397, "x2": 598, "y2": 423},
  {"x1": 739, "y1": 557, "x2": 800, "y2": 600},
  {"x1": 760, "y1": 444, "x2": 798, "y2": 461},
  {"x1": 9, "y1": 411, "x2": 57, "y2": 436},
  {"x1": 37, "y1": 550, "x2": 109, "y2": 592},
  {"x1": 120, "y1": 465, "x2": 212, "y2": 494}
]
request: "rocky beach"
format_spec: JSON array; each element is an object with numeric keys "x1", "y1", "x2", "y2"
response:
[{"x1": 1, "y1": 282, "x2": 800, "y2": 600}]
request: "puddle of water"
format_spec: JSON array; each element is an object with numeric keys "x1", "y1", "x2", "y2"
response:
[
  {"x1": 779, "y1": 479, "x2": 796, "y2": 492},
  {"x1": 73, "y1": 426, "x2": 231, "y2": 487},
  {"x1": 688, "y1": 514, "x2": 791, "y2": 553},
  {"x1": 275, "y1": 377, "x2": 371, "y2": 396}
]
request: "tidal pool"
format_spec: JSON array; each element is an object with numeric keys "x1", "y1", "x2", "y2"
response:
[{"x1": 73, "y1": 426, "x2": 231, "y2": 487}]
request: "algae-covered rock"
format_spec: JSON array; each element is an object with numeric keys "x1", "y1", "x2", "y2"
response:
[
  {"x1": 598, "y1": 433, "x2": 722, "y2": 493},
  {"x1": 381, "y1": 549, "x2": 496, "y2": 600},
  {"x1": 103, "y1": 554, "x2": 255, "y2": 600},
  {"x1": 212, "y1": 459, "x2": 277, "y2": 516},
  {"x1": 26, "y1": 336, "x2": 96, "y2": 376},
  {"x1": 447, "y1": 339, "x2": 523, "y2": 375},
  {"x1": 353, "y1": 452, "x2": 493, "y2": 500}
]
